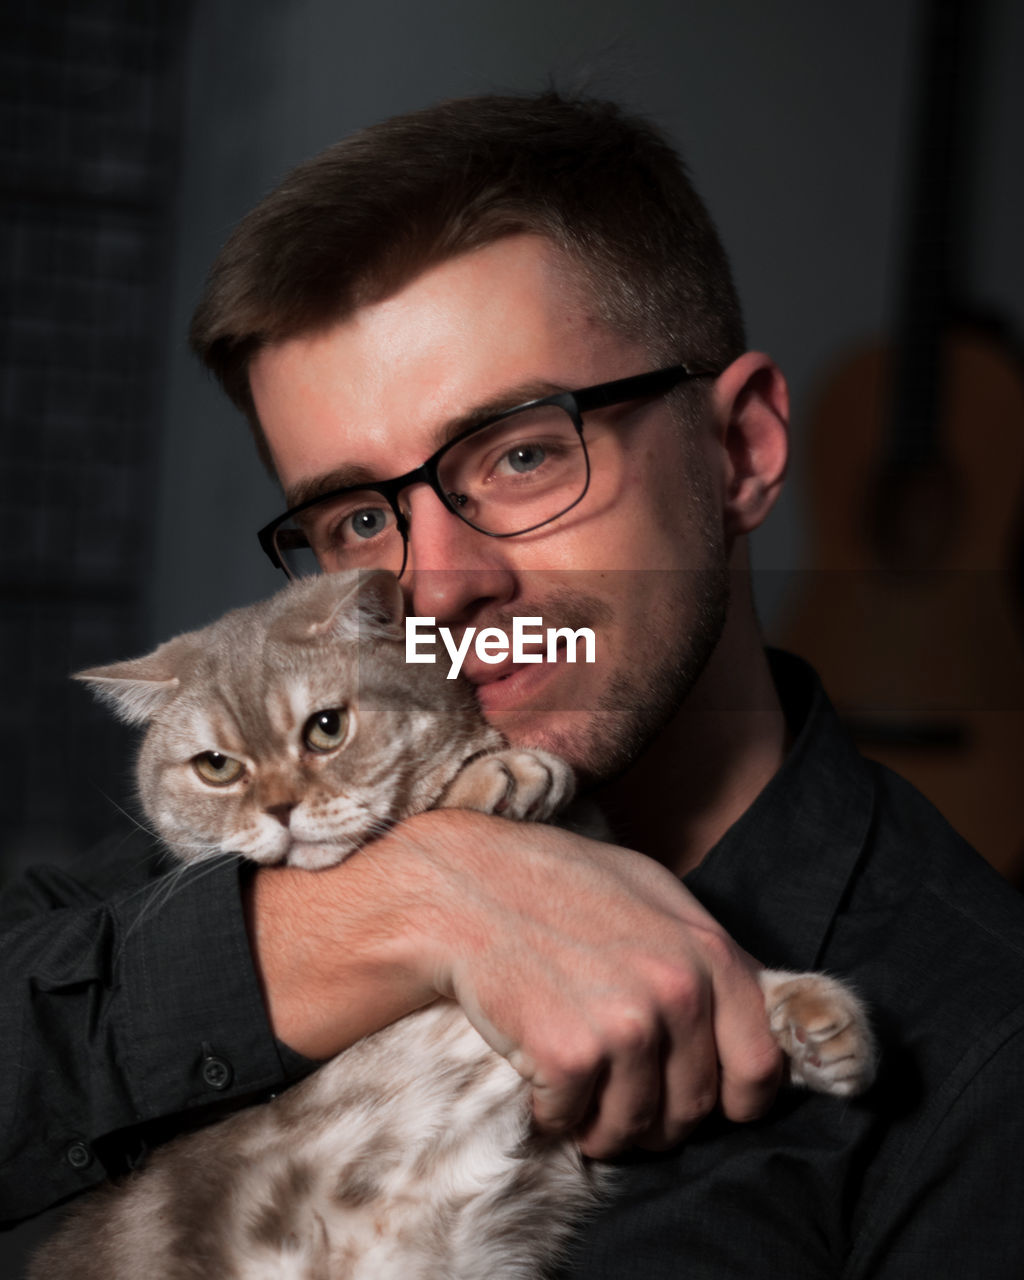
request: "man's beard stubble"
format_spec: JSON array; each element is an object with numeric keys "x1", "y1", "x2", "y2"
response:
[{"x1": 493, "y1": 562, "x2": 731, "y2": 788}]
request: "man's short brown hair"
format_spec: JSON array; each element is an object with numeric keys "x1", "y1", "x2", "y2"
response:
[{"x1": 190, "y1": 92, "x2": 746, "y2": 465}]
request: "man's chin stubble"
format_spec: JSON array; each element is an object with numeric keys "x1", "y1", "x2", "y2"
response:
[{"x1": 506, "y1": 564, "x2": 731, "y2": 788}]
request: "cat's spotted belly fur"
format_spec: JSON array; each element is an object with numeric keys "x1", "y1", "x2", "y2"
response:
[{"x1": 232, "y1": 1005, "x2": 596, "y2": 1279}]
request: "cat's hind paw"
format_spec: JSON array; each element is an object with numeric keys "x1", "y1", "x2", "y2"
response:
[
  {"x1": 759, "y1": 969, "x2": 876, "y2": 1097},
  {"x1": 440, "y1": 748, "x2": 574, "y2": 822}
]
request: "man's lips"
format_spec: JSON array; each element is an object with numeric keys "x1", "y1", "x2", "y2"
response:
[
  {"x1": 461, "y1": 657, "x2": 527, "y2": 686},
  {"x1": 463, "y1": 652, "x2": 572, "y2": 717}
]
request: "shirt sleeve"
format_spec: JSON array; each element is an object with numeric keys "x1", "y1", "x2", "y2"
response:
[
  {"x1": 845, "y1": 1015, "x2": 1024, "y2": 1279},
  {"x1": 0, "y1": 844, "x2": 299, "y2": 1225}
]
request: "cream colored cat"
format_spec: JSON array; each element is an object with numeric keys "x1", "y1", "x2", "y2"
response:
[{"x1": 32, "y1": 571, "x2": 875, "y2": 1279}]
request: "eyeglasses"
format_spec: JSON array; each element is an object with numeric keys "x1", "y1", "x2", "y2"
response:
[{"x1": 258, "y1": 363, "x2": 717, "y2": 579}]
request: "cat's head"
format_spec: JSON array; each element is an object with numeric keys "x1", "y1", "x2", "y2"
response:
[{"x1": 76, "y1": 571, "x2": 496, "y2": 868}]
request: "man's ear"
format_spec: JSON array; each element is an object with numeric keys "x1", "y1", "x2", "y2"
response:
[{"x1": 708, "y1": 352, "x2": 789, "y2": 538}]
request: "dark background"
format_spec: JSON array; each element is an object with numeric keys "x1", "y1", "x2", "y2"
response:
[{"x1": 2, "y1": 0, "x2": 1023, "y2": 1263}]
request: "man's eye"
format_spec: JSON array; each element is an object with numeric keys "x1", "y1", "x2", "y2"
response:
[
  {"x1": 344, "y1": 507, "x2": 392, "y2": 540},
  {"x1": 499, "y1": 443, "x2": 548, "y2": 475}
]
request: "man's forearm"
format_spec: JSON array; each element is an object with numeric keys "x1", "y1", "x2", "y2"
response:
[
  {"x1": 241, "y1": 806, "x2": 782, "y2": 1156},
  {"x1": 242, "y1": 821, "x2": 446, "y2": 1059}
]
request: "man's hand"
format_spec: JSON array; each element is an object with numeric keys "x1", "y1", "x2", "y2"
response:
[
  {"x1": 244, "y1": 807, "x2": 782, "y2": 1158},
  {"x1": 405, "y1": 809, "x2": 781, "y2": 1156}
]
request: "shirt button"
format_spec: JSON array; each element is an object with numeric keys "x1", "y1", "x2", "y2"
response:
[
  {"x1": 65, "y1": 1140, "x2": 93, "y2": 1170},
  {"x1": 201, "y1": 1053, "x2": 233, "y2": 1091}
]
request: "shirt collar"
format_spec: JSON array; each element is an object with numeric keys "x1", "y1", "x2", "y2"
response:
[{"x1": 683, "y1": 650, "x2": 876, "y2": 971}]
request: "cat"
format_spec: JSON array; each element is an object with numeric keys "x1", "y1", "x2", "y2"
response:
[{"x1": 32, "y1": 570, "x2": 876, "y2": 1279}]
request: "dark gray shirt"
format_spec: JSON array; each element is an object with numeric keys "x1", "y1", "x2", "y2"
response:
[
  {"x1": 560, "y1": 652, "x2": 1024, "y2": 1277},
  {"x1": 3, "y1": 653, "x2": 1024, "y2": 1275}
]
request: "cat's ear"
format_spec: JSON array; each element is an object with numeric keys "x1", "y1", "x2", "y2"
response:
[
  {"x1": 275, "y1": 571, "x2": 405, "y2": 644},
  {"x1": 352, "y1": 570, "x2": 405, "y2": 637},
  {"x1": 74, "y1": 637, "x2": 194, "y2": 726}
]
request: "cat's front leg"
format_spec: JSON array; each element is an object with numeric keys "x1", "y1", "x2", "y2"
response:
[
  {"x1": 759, "y1": 969, "x2": 876, "y2": 1097},
  {"x1": 439, "y1": 748, "x2": 575, "y2": 822}
]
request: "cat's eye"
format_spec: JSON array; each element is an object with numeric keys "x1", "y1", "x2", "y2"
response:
[
  {"x1": 192, "y1": 752, "x2": 246, "y2": 786},
  {"x1": 304, "y1": 707, "x2": 349, "y2": 753}
]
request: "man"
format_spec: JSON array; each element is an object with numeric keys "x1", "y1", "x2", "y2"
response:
[{"x1": 4, "y1": 93, "x2": 1024, "y2": 1275}]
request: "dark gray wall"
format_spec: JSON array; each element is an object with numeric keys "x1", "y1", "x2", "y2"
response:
[
  {"x1": 148, "y1": 0, "x2": 1024, "y2": 641},
  {"x1": 1, "y1": 4, "x2": 189, "y2": 877}
]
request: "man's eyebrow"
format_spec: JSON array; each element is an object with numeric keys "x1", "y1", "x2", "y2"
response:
[
  {"x1": 283, "y1": 463, "x2": 378, "y2": 510},
  {"x1": 283, "y1": 379, "x2": 571, "y2": 510},
  {"x1": 429, "y1": 379, "x2": 569, "y2": 451}
]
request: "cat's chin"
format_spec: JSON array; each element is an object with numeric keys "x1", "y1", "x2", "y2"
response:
[{"x1": 282, "y1": 842, "x2": 353, "y2": 870}]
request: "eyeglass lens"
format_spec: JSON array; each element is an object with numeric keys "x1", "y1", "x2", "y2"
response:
[{"x1": 273, "y1": 401, "x2": 587, "y2": 577}]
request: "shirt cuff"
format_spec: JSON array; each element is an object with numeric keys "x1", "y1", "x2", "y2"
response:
[
  {"x1": 274, "y1": 1037, "x2": 322, "y2": 1083},
  {"x1": 111, "y1": 857, "x2": 289, "y2": 1122}
]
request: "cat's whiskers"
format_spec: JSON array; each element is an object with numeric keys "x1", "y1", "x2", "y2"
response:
[
  {"x1": 83, "y1": 787, "x2": 223, "y2": 953},
  {"x1": 116, "y1": 848, "x2": 244, "y2": 958},
  {"x1": 89, "y1": 784, "x2": 164, "y2": 848}
]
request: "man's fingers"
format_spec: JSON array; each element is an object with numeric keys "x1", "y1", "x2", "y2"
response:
[
  {"x1": 571, "y1": 1022, "x2": 664, "y2": 1159},
  {"x1": 527, "y1": 1007, "x2": 671, "y2": 1158},
  {"x1": 710, "y1": 941, "x2": 784, "y2": 1122},
  {"x1": 539, "y1": 976, "x2": 723, "y2": 1159},
  {"x1": 718, "y1": 1028, "x2": 784, "y2": 1122},
  {"x1": 527, "y1": 1054, "x2": 600, "y2": 1139},
  {"x1": 520, "y1": 939, "x2": 778, "y2": 1157},
  {"x1": 631, "y1": 1011, "x2": 720, "y2": 1152}
]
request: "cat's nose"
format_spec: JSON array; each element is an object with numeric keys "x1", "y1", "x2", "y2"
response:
[{"x1": 265, "y1": 802, "x2": 295, "y2": 828}]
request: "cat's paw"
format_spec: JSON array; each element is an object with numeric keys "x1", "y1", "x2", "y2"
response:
[
  {"x1": 759, "y1": 969, "x2": 876, "y2": 1097},
  {"x1": 440, "y1": 749, "x2": 574, "y2": 821}
]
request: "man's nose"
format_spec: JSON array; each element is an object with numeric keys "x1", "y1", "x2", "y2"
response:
[{"x1": 401, "y1": 485, "x2": 516, "y2": 624}]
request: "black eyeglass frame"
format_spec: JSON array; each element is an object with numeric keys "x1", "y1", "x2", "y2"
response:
[{"x1": 257, "y1": 362, "x2": 718, "y2": 578}]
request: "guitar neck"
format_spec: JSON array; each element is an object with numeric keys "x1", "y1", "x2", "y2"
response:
[{"x1": 887, "y1": 0, "x2": 982, "y2": 470}]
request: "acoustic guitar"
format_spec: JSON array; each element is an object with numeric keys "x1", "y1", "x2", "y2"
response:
[{"x1": 774, "y1": 0, "x2": 1024, "y2": 882}]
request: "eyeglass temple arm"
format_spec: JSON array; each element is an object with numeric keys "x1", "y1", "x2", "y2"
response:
[{"x1": 571, "y1": 364, "x2": 718, "y2": 414}]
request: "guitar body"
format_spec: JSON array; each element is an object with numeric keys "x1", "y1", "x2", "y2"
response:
[{"x1": 776, "y1": 328, "x2": 1024, "y2": 882}]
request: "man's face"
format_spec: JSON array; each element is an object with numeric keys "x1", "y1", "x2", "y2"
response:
[{"x1": 249, "y1": 235, "x2": 730, "y2": 784}]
